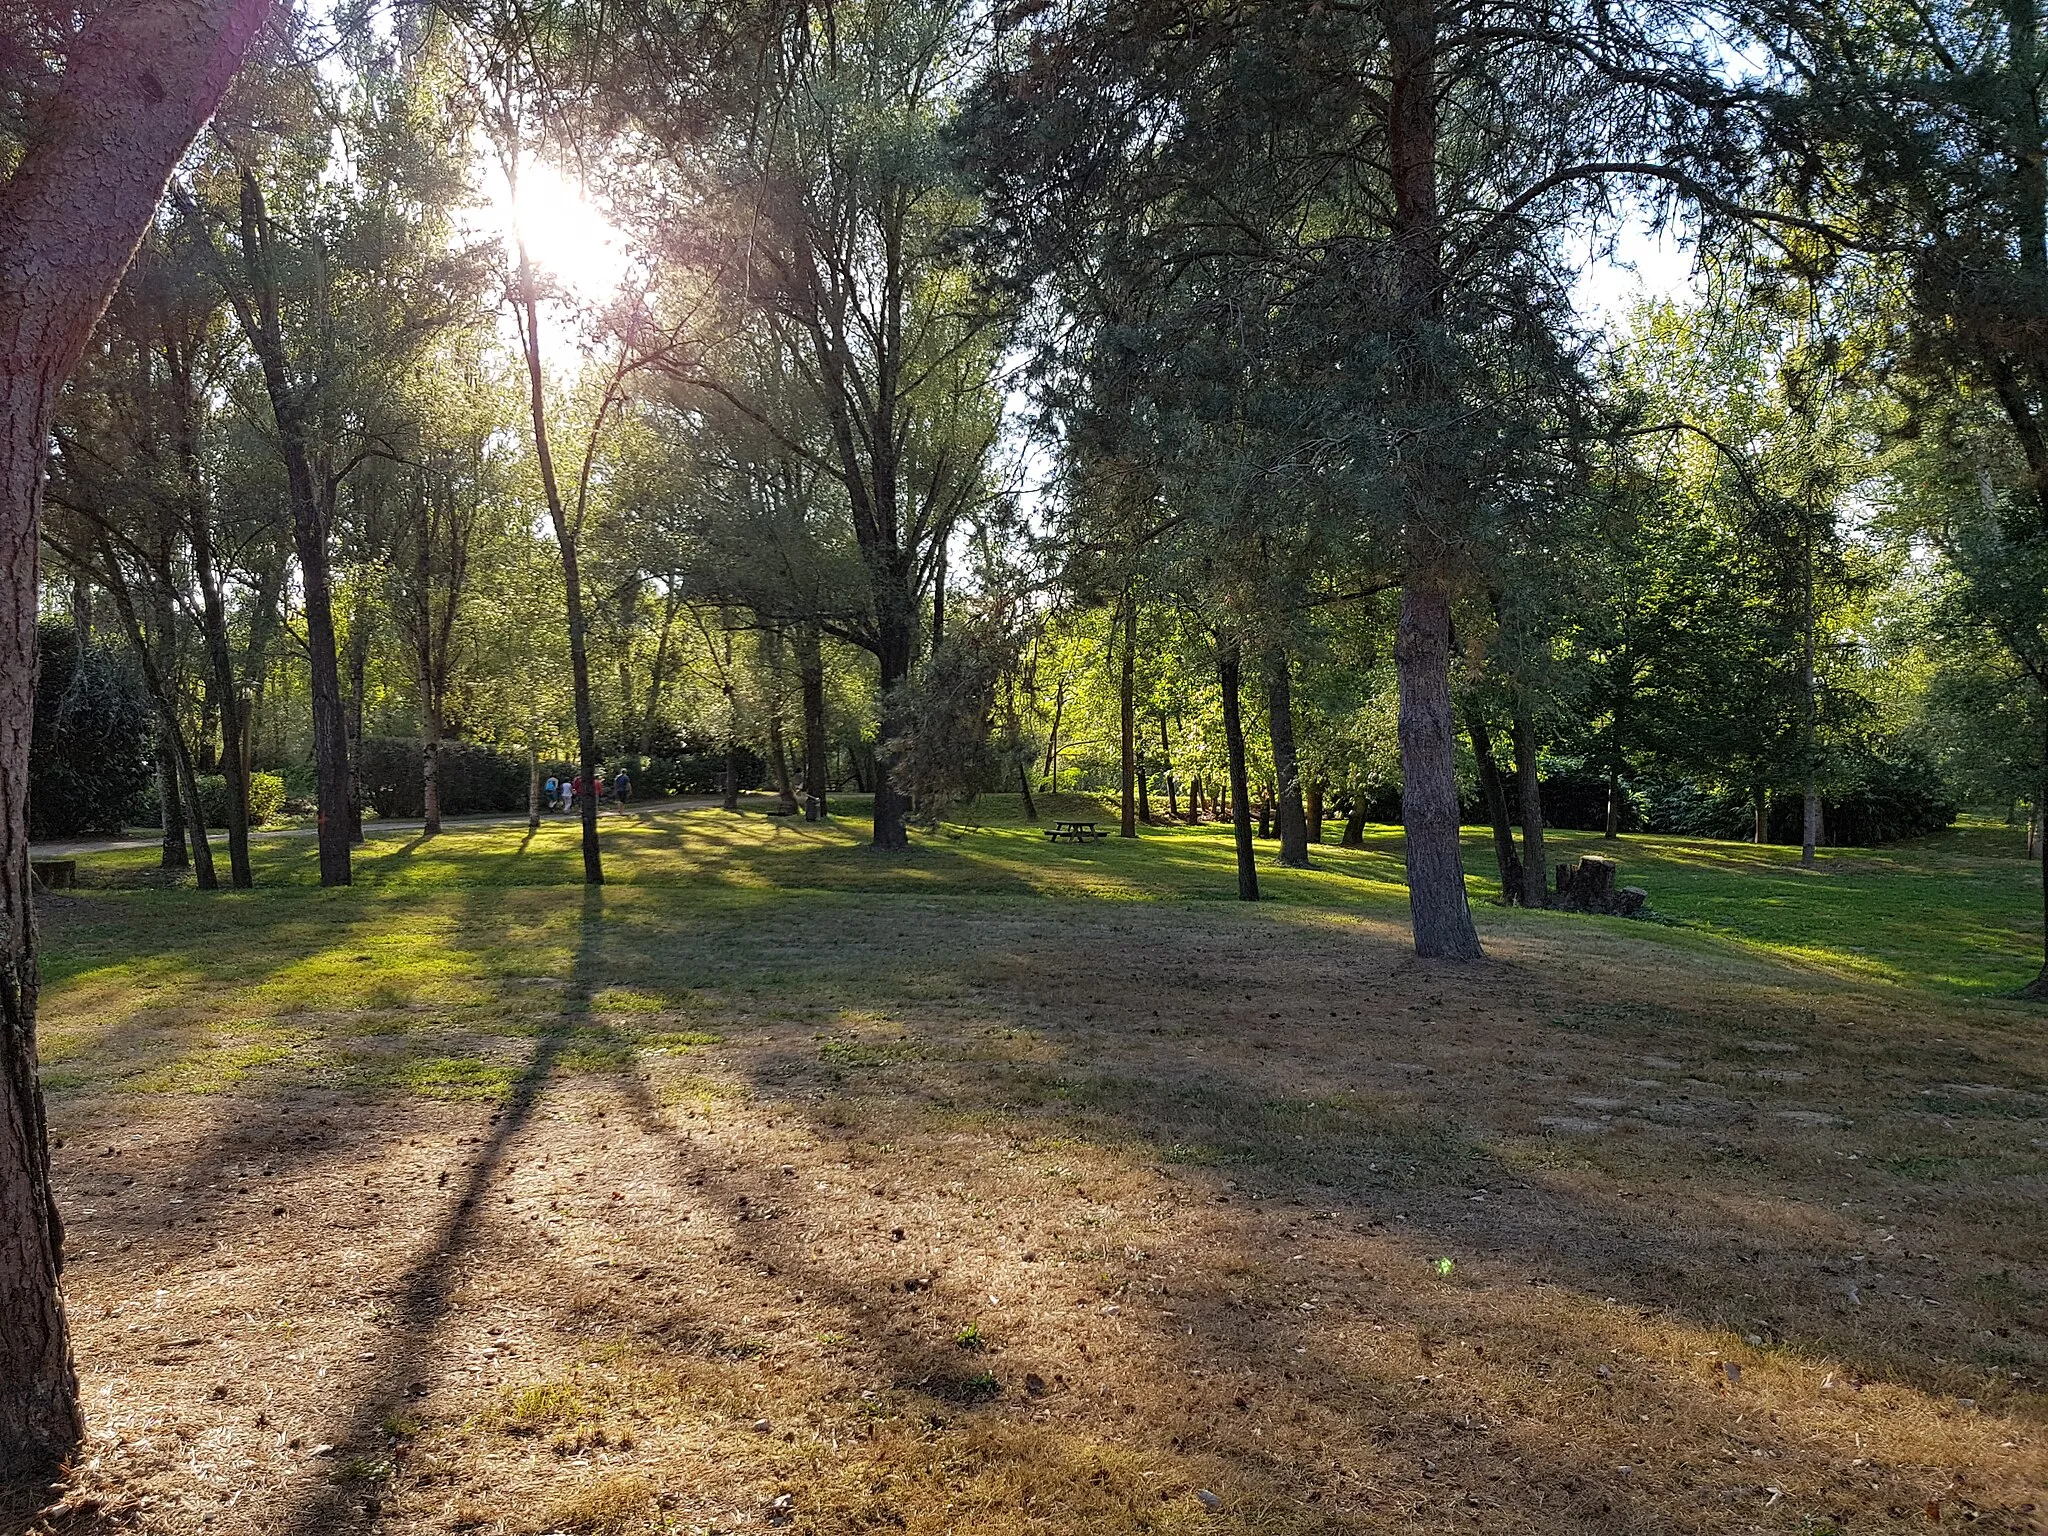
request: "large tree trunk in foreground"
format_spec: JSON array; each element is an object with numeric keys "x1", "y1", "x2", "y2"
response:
[
  {"x1": 1218, "y1": 640, "x2": 1258, "y2": 902},
  {"x1": 1264, "y1": 647, "x2": 1310, "y2": 868},
  {"x1": 1395, "y1": 576, "x2": 1480, "y2": 957},
  {"x1": 0, "y1": 0, "x2": 271, "y2": 1480},
  {"x1": 1511, "y1": 702, "x2": 1547, "y2": 909},
  {"x1": 1386, "y1": 0, "x2": 1479, "y2": 959}
]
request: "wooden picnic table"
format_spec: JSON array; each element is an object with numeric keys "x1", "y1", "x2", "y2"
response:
[{"x1": 1045, "y1": 819, "x2": 1107, "y2": 843}]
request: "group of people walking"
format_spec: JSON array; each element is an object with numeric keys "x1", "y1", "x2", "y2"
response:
[{"x1": 543, "y1": 767, "x2": 631, "y2": 815}]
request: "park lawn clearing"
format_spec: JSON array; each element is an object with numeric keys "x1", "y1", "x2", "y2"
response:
[{"x1": 18, "y1": 804, "x2": 2048, "y2": 1535}]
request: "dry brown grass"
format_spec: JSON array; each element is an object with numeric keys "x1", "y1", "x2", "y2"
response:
[{"x1": 18, "y1": 889, "x2": 2047, "y2": 1535}]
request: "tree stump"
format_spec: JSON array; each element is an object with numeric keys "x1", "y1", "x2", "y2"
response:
[
  {"x1": 31, "y1": 859, "x2": 76, "y2": 890},
  {"x1": 1550, "y1": 856, "x2": 1645, "y2": 916}
]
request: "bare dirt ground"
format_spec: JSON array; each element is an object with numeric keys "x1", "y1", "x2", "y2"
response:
[{"x1": 16, "y1": 896, "x2": 2047, "y2": 1535}]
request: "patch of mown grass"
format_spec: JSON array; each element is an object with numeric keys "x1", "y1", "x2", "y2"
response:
[{"x1": 34, "y1": 802, "x2": 2044, "y2": 1118}]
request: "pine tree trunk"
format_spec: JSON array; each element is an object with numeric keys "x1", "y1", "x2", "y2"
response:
[
  {"x1": 422, "y1": 726, "x2": 442, "y2": 836},
  {"x1": 515, "y1": 234, "x2": 601, "y2": 885},
  {"x1": 1159, "y1": 713, "x2": 1178, "y2": 820},
  {"x1": 157, "y1": 744, "x2": 188, "y2": 870},
  {"x1": 343, "y1": 600, "x2": 368, "y2": 845},
  {"x1": 870, "y1": 557, "x2": 914, "y2": 849},
  {"x1": 769, "y1": 701, "x2": 798, "y2": 813},
  {"x1": 188, "y1": 503, "x2": 250, "y2": 885},
  {"x1": 1218, "y1": 641, "x2": 1259, "y2": 902},
  {"x1": 800, "y1": 625, "x2": 829, "y2": 821},
  {"x1": 1464, "y1": 705, "x2": 1519, "y2": 905},
  {"x1": 171, "y1": 720, "x2": 217, "y2": 890},
  {"x1": 0, "y1": 0, "x2": 269, "y2": 1471},
  {"x1": 640, "y1": 586, "x2": 679, "y2": 758},
  {"x1": 1264, "y1": 647, "x2": 1310, "y2": 867},
  {"x1": 173, "y1": 339, "x2": 251, "y2": 886},
  {"x1": 2025, "y1": 715, "x2": 2048, "y2": 998},
  {"x1": 1120, "y1": 594, "x2": 1138, "y2": 837},
  {"x1": 527, "y1": 744, "x2": 541, "y2": 833},
  {"x1": 1511, "y1": 702, "x2": 1547, "y2": 909},
  {"x1": 1754, "y1": 787, "x2": 1768, "y2": 845},
  {"x1": 1396, "y1": 576, "x2": 1480, "y2": 956},
  {"x1": 1342, "y1": 803, "x2": 1367, "y2": 848},
  {"x1": 102, "y1": 551, "x2": 216, "y2": 889},
  {"x1": 1041, "y1": 677, "x2": 1064, "y2": 791}
]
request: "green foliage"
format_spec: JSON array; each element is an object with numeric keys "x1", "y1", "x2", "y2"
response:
[
  {"x1": 884, "y1": 618, "x2": 1013, "y2": 822},
  {"x1": 29, "y1": 620, "x2": 155, "y2": 838},
  {"x1": 193, "y1": 772, "x2": 287, "y2": 829},
  {"x1": 357, "y1": 737, "x2": 530, "y2": 819}
]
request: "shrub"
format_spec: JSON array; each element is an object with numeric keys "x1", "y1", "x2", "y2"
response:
[
  {"x1": 356, "y1": 737, "x2": 530, "y2": 819},
  {"x1": 193, "y1": 771, "x2": 287, "y2": 828},
  {"x1": 29, "y1": 620, "x2": 156, "y2": 838},
  {"x1": 1633, "y1": 747, "x2": 1956, "y2": 846},
  {"x1": 625, "y1": 746, "x2": 765, "y2": 797}
]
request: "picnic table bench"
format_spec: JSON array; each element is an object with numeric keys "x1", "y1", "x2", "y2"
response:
[{"x1": 1045, "y1": 820, "x2": 1107, "y2": 843}]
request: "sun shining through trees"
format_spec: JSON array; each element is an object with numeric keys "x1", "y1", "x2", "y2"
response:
[
  {"x1": 3, "y1": 0, "x2": 2048, "y2": 1526},
  {"x1": 477, "y1": 156, "x2": 633, "y2": 308}
]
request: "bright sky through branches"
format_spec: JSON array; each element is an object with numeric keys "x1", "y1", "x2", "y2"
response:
[{"x1": 475, "y1": 155, "x2": 631, "y2": 306}]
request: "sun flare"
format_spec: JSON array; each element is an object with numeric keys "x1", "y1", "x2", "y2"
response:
[{"x1": 482, "y1": 157, "x2": 631, "y2": 304}]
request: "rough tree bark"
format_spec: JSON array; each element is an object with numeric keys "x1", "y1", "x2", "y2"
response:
[
  {"x1": 1264, "y1": 647, "x2": 1310, "y2": 868},
  {"x1": 1395, "y1": 575, "x2": 1480, "y2": 956},
  {"x1": 0, "y1": 0, "x2": 270, "y2": 1478},
  {"x1": 1386, "y1": 0, "x2": 1481, "y2": 959},
  {"x1": 1511, "y1": 701, "x2": 1547, "y2": 909},
  {"x1": 2025, "y1": 714, "x2": 2048, "y2": 999},
  {"x1": 799, "y1": 624, "x2": 829, "y2": 821},
  {"x1": 1120, "y1": 592, "x2": 1137, "y2": 837},
  {"x1": 156, "y1": 740, "x2": 188, "y2": 870},
  {"x1": 767, "y1": 628, "x2": 799, "y2": 814},
  {"x1": 1342, "y1": 801, "x2": 1367, "y2": 848},
  {"x1": 1218, "y1": 639, "x2": 1259, "y2": 902},
  {"x1": 1464, "y1": 703, "x2": 1520, "y2": 905}
]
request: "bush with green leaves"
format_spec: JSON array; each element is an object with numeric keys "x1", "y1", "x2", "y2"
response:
[
  {"x1": 356, "y1": 737, "x2": 530, "y2": 819},
  {"x1": 192, "y1": 772, "x2": 286, "y2": 829},
  {"x1": 30, "y1": 620, "x2": 156, "y2": 838}
]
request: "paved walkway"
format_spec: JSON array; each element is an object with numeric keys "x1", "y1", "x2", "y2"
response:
[{"x1": 28, "y1": 794, "x2": 775, "y2": 858}]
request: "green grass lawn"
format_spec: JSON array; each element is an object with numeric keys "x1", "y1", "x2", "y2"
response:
[{"x1": 53, "y1": 797, "x2": 2043, "y2": 1001}]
